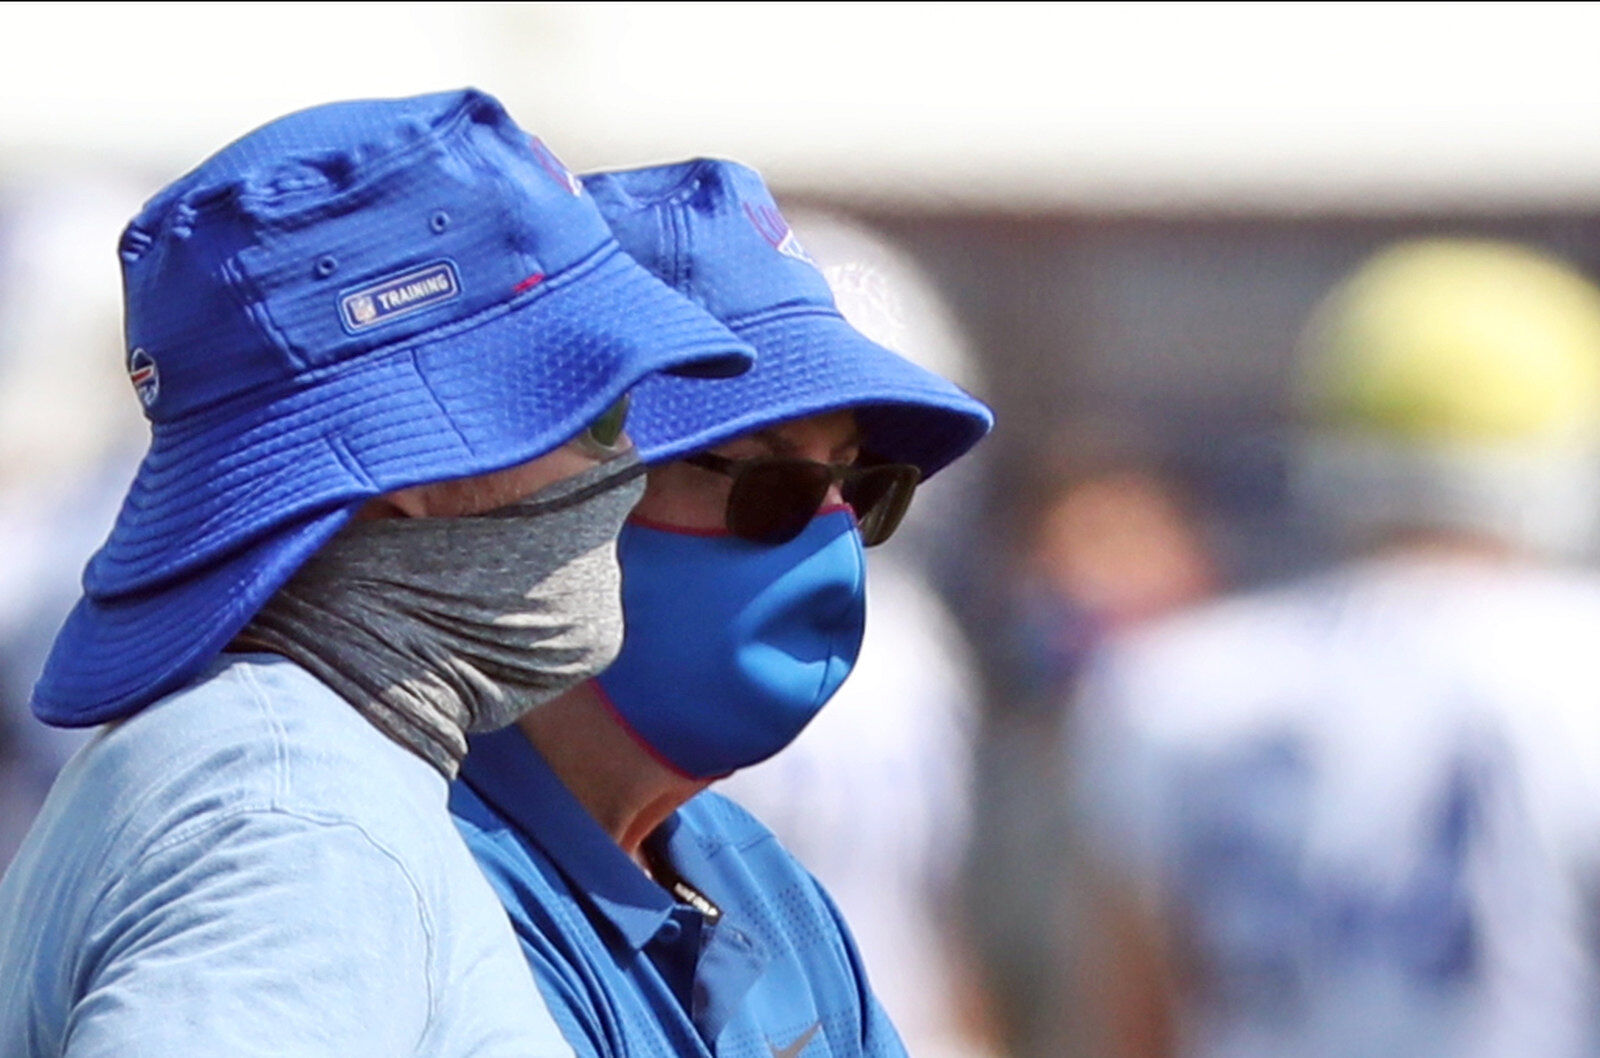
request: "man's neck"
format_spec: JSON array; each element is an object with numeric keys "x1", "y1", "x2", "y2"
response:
[{"x1": 516, "y1": 681, "x2": 708, "y2": 876}]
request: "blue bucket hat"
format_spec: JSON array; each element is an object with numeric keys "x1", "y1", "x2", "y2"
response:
[
  {"x1": 34, "y1": 90, "x2": 755, "y2": 727},
  {"x1": 580, "y1": 159, "x2": 992, "y2": 477}
]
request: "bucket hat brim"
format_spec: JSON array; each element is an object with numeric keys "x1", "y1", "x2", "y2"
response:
[
  {"x1": 35, "y1": 506, "x2": 350, "y2": 725},
  {"x1": 627, "y1": 307, "x2": 993, "y2": 477}
]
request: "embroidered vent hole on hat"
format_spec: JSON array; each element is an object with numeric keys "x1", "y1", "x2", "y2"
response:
[{"x1": 33, "y1": 89, "x2": 756, "y2": 727}]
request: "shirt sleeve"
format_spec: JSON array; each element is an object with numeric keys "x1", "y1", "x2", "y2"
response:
[
  {"x1": 518, "y1": 940, "x2": 610, "y2": 1058},
  {"x1": 449, "y1": 802, "x2": 609, "y2": 1058},
  {"x1": 64, "y1": 807, "x2": 434, "y2": 1057},
  {"x1": 808, "y1": 875, "x2": 910, "y2": 1058}
]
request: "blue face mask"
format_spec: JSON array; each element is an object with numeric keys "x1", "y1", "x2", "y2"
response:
[{"x1": 595, "y1": 508, "x2": 866, "y2": 779}]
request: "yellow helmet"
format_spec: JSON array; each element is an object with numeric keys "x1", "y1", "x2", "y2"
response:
[
  {"x1": 1295, "y1": 240, "x2": 1600, "y2": 557},
  {"x1": 1299, "y1": 239, "x2": 1600, "y2": 442}
]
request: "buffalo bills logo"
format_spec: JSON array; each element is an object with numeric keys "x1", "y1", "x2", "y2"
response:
[
  {"x1": 127, "y1": 348, "x2": 159, "y2": 407},
  {"x1": 529, "y1": 137, "x2": 583, "y2": 196},
  {"x1": 744, "y1": 202, "x2": 813, "y2": 264}
]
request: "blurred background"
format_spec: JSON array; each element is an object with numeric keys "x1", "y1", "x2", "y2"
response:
[{"x1": 9, "y1": 4, "x2": 1600, "y2": 1057}]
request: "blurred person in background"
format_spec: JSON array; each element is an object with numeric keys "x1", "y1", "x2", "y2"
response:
[
  {"x1": 718, "y1": 210, "x2": 1001, "y2": 1058},
  {"x1": 985, "y1": 436, "x2": 1220, "y2": 1058},
  {"x1": 1067, "y1": 239, "x2": 1600, "y2": 1058},
  {"x1": 0, "y1": 90, "x2": 755, "y2": 1056},
  {"x1": 450, "y1": 160, "x2": 993, "y2": 1058},
  {"x1": 1007, "y1": 435, "x2": 1221, "y2": 714}
]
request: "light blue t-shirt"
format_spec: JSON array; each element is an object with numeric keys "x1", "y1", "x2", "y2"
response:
[
  {"x1": 450, "y1": 726, "x2": 906, "y2": 1058},
  {"x1": 0, "y1": 653, "x2": 574, "y2": 1058}
]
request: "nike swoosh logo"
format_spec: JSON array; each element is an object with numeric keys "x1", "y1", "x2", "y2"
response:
[{"x1": 768, "y1": 1022, "x2": 821, "y2": 1058}]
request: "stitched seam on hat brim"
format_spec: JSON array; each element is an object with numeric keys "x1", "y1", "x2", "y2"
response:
[
  {"x1": 404, "y1": 346, "x2": 475, "y2": 456},
  {"x1": 639, "y1": 394, "x2": 978, "y2": 469},
  {"x1": 324, "y1": 434, "x2": 379, "y2": 492},
  {"x1": 146, "y1": 240, "x2": 628, "y2": 428},
  {"x1": 705, "y1": 310, "x2": 995, "y2": 416},
  {"x1": 89, "y1": 498, "x2": 357, "y2": 603},
  {"x1": 721, "y1": 303, "x2": 851, "y2": 331}
]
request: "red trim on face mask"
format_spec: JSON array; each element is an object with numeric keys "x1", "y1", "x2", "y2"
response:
[
  {"x1": 626, "y1": 504, "x2": 856, "y2": 538},
  {"x1": 624, "y1": 514, "x2": 732, "y2": 537},
  {"x1": 589, "y1": 678, "x2": 734, "y2": 782}
]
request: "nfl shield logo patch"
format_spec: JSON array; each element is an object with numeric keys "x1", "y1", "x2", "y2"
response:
[
  {"x1": 348, "y1": 295, "x2": 378, "y2": 326},
  {"x1": 127, "y1": 348, "x2": 159, "y2": 408}
]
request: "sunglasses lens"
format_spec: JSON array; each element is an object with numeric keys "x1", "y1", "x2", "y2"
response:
[
  {"x1": 581, "y1": 393, "x2": 630, "y2": 452},
  {"x1": 843, "y1": 464, "x2": 919, "y2": 546},
  {"x1": 726, "y1": 460, "x2": 834, "y2": 544}
]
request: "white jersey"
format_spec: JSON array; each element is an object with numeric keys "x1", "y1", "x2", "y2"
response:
[{"x1": 1071, "y1": 555, "x2": 1600, "y2": 1058}]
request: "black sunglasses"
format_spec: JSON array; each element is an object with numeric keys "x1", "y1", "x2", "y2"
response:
[{"x1": 684, "y1": 452, "x2": 921, "y2": 547}]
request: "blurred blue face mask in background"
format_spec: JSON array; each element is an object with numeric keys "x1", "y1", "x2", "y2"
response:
[{"x1": 595, "y1": 508, "x2": 867, "y2": 779}]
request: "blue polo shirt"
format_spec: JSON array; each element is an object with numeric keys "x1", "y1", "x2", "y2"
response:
[{"x1": 450, "y1": 727, "x2": 906, "y2": 1058}]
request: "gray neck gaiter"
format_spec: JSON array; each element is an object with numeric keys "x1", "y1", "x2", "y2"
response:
[{"x1": 241, "y1": 454, "x2": 646, "y2": 777}]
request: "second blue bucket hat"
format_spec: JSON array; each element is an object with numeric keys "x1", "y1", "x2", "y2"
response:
[
  {"x1": 34, "y1": 90, "x2": 755, "y2": 727},
  {"x1": 580, "y1": 159, "x2": 992, "y2": 477}
]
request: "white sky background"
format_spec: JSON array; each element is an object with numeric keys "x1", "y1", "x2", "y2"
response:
[{"x1": 1, "y1": 2, "x2": 1599, "y2": 212}]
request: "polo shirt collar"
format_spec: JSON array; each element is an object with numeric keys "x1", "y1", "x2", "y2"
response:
[{"x1": 460, "y1": 726, "x2": 675, "y2": 951}]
